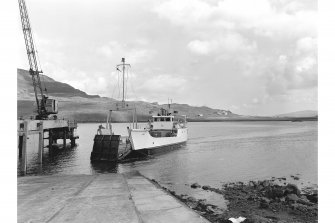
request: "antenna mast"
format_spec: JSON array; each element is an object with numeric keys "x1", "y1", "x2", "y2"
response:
[{"x1": 116, "y1": 58, "x2": 131, "y2": 104}]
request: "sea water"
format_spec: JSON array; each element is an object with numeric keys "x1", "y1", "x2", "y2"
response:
[{"x1": 18, "y1": 121, "x2": 317, "y2": 206}]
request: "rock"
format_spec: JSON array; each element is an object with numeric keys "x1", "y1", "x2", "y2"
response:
[
  {"x1": 306, "y1": 193, "x2": 318, "y2": 203},
  {"x1": 297, "y1": 197, "x2": 314, "y2": 206},
  {"x1": 256, "y1": 184, "x2": 264, "y2": 191},
  {"x1": 259, "y1": 197, "x2": 270, "y2": 209},
  {"x1": 228, "y1": 216, "x2": 246, "y2": 223},
  {"x1": 191, "y1": 183, "x2": 201, "y2": 189},
  {"x1": 247, "y1": 195, "x2": 257, "y2": 201},
  {"x1": 290, "y1": 175, "x2": 300, "y2": 180},
  {"x1": 286, "y1": 193, "x2": 299, "y2": 202},
  {"x1": 262, "y1": 180, "x2": 271, "y2": 187},
  {"x1": 290, "y1": 203, "x2": 308, "y2": 212},
  {"x1": 285, "y1": 183, "x2": 300, "y2": 196},
  {"x1": 206, "y1": 205, "x2": 215, "y2": 213},
  {"x1": 264, "y1": 185, "x2": 285, "y2": 199},
  {"x1": 202, "y1": 185, "x2": 210, "y2": 190},
  {"x1": 248, "y1": 181, "x2": 256, "y2": 187},
  {"x1": 186, "y1": 196, "x2": 197, "y2": 203}
]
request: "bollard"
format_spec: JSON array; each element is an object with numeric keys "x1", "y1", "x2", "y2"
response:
[
  {"x1": 18, "y1": 136, "x2": 23, "y2": 158},
  {"x1": 48, "y1": 130, "x2": 53, "y2": 149},
  {"x1": 21, "y1": 121, "x2": 28, "y2": 175},
  {"x1": 38, "y1": 121, "x2": 43, "y2": 164},
  {"x1": 63, "y1": 128, "x2": 67, "y2": 149}
]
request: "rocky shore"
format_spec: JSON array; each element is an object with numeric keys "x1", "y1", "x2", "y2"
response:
[{"x1": 151, "y1": 177, "x2": 318, "y2": 223}]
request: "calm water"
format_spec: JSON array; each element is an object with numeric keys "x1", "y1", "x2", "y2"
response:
[{"x1": 18, "y1": 121, "x2": 317, "y2": 206}]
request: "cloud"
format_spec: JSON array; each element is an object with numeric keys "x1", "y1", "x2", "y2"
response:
[
  {"x1": 188, "y1": 32, "x2": 257, "y2": 55},
  {"x1": 97, "y1": 41, "x2": 155, "y2": 64},
  {"x1": 19, "y1": 0, "x2": 317, "y2": 116},
  {"x1": 138, "y1": 74, "x2": 187, "y2": 93},
  {"x1": 154, "y1": 0, "x2": 317, "y2": 39},
  {"x1": 264, "y1": 51, "x2": 317, "y2": 96},
  {"x1": 296, "y1": 37, "x2": 317, "y2": 53},
  {"x1": 187, "y1": 40, "x2": 211, "y2": 55}
]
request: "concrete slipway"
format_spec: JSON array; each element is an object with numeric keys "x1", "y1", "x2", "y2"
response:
[{"x1": 18, "y1": 172, "x2": 210, "y2": 223}]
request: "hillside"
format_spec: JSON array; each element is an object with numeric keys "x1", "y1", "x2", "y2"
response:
[
  {"x1": 17, "y1": 68, "x2": 239, "y2": 121},
  {"x1": 275, "y1": 110, "x2": 318, "y2": 118},
  {"x1": 17, "y1": 68, "x2": 100, "y2": 99}
]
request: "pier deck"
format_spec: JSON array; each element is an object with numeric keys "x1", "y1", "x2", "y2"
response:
[{"x1": 18, "y1": 173, "x2": 209, "y2": 223}]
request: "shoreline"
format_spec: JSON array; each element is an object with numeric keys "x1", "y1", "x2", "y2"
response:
[
  {"x1": 150, "y1": 177, "x2": 318, "y2": 223},
  {"x1": 74, "y1": 117, "x2": 317, "y2": 123}
]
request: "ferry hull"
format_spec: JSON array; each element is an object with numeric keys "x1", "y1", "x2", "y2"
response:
[{"x1": 130, "y1": 128, "x2": 188, "y2": 152}]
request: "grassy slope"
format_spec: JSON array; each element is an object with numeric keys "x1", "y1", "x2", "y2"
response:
[
  {"x1": 17, "y1": 68, "x2": 237, "y2": 121},
  {"x1": 17, "y1": 68, "x2": 317, "y2": 122}
]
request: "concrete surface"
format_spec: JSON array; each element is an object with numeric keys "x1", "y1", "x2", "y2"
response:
[{"x1": 18, "y1": 173, "x2": 210, "y2": 223}]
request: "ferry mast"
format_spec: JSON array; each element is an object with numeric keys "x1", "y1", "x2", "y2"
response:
[{"x1": 116, "y1": 58, "x2": 131, "y2": 104}]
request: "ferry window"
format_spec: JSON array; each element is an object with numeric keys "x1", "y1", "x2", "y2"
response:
[
  {"x1": 160, "y1": 117, "x2": 165, "y2": 122},
  {"x1": 166, "y1": 117, "x2": 171, "y2": 121},
  {"x1": 154, "y1": 117, "x2": 158, "y2": 122}
]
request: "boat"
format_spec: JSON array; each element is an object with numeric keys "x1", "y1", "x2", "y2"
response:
[
  {"x1": 129, "y1": 108, "x2": 188, "y2": 155},
  {"x1": 90, "y1": 58, "x2": 188, "y2": 161}
]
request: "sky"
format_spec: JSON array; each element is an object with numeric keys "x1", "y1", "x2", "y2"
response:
[{"x1": 17, "y1": 0, "x2": 318, "y2": 116}]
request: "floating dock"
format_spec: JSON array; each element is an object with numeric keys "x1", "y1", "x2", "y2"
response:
[
  {"x1": 18, "y1": 172, "x2": 210, "y2": 223},
  {"x1": 17, "y1": 119, "x2": 78, "y2": 175}
]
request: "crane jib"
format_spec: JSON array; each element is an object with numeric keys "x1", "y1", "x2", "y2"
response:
[{"x1": 18, "y1": 0, "x2": 58, "y2": 120}]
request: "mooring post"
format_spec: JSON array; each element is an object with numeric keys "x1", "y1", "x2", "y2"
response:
[
  {"x1": 48, "y1": 130, "x2": 53, "y2": 149},
  {"x1": 38, "y1": 121, "x2": 44, "y2": 164},
  {"x1": 21, "y1": 120, "x2": 28, "y2": 175},
  {"x1": 63, "y1": 128, "x2": 67, "y2": 149},
  {"x1": 70, "y1": 128, "x2": 75, "y2": 148},
  {"x1": 18, "y1": 135, "x2": 23, "y2": 158}
]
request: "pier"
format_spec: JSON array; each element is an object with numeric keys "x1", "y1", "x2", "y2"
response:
[
  {"x1": 18, "y1": 172, "x2": 210, "y2": 223},
  {"x1": 17, "y1": 119, "x2": 78, "y2": 175}
]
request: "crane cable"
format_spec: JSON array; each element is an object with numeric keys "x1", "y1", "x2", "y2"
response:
[{"x1": 27, "y1": 2, "x2": 48, "y2": 97}]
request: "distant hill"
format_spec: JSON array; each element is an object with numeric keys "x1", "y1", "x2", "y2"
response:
[
  {"x1": 17, "y1": 68, "x2": 100, "y2": 99},
  {"x1": 274, "y1": 110, "x2": 318, "y2": 118},
  {"x1": 17, "y1": 68, "x2": 239, "y2": 121}
]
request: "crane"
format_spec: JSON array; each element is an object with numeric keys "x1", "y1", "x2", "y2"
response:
[{"x1": 18, "y1": 0, "x2": 58, "y2": 120}]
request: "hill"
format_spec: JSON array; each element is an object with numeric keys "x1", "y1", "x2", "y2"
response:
[
  {"x1": 17, "y1": 68, "x2": 100, "y2": 99},
  {"x1": 17, "y1": 68, "x2": 239, "y2": 121},
  {"x1": 275, "y1": 110, "x2": 318, "y2": 118}
]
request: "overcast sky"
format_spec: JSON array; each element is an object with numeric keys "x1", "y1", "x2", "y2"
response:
[{"x1": 17, "y1": 0, "x2": 317, "y2": 115}]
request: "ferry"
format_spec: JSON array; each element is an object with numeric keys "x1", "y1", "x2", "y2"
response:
[
  {"x1": 90, "y1": 58, "x2": 188, "y2": 161},
  {"x1": 129, "y1": 109, "x2": 188, "y2": 155}
]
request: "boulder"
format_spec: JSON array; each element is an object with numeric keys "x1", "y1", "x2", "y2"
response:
[
  {"x1": 306, "y1": 193, "x2": 318, "y2": 203},
  {"x1": 191, "y1": 183, "x2": 201, "y2": 189},
  {"x1": 262, "y1": 180, "x2": 271, "y2": 187},
  {"x1": 285, "y1": 183, "x2": 300, "y2": 196},
  {"x1": 290, "y1": 203, "x2": 308, "y2": 212},
  {"x1": 264, "y1": 186, "x2": 285, "y2": 199},
  {"x1": 297, "y1": 197, "x2": 314, "y2": 206},
  {"x1": 259, "y1": 197, "x2": 270, "y2": 209},
  {"x1": 248, "y1": 181, "x2": 256, "y2": 187},
  {"x1": 286, "y1": 193, "x2": 299, "y2": 202},
  {"x1": 202, "y1": 185, "x2": 210, "y2": 190}
]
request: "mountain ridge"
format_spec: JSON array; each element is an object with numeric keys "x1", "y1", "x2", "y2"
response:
[
  {"x1": 274, "y1": 110, "x2": 318, "y2": 118},
  {"x1": 17, "y1": 68, "x2": 238, "y2": 121}
]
